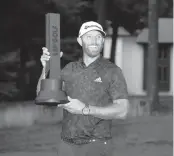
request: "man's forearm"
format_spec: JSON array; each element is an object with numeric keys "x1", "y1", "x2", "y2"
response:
[
  {"x1": 36, "y1": 67, "x2": 46, "y2": 95},
  {"x1": 89, "y1": 100, "x2": 129, "y2": 120}
]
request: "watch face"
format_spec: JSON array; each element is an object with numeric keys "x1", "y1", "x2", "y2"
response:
[{"x1": 83, "y1": 107, "x2": 90, "y2": 115}]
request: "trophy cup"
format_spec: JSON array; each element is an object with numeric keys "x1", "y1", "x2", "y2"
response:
[{"x1": 35, "y1": 13, "x2": 68, "y2": 106}]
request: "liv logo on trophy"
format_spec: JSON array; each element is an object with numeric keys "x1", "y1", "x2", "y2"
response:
[{"x1": 35, "y1": 13, "x2": 68, "y2": 106}]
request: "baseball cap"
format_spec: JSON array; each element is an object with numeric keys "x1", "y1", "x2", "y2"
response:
[{"x1": 78, "y1": 21, "x2": 106, "y2": 38}]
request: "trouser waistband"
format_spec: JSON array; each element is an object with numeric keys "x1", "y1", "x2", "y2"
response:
[{"x1": 61, "y1": 136, "x2": 111, "y2": 145}]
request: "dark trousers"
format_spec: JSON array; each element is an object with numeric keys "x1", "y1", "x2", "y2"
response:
[{"x1": 57, "y1": 139, "x2": 113, "y2": 156}]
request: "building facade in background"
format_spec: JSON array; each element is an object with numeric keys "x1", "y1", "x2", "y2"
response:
[{"x1": 103, "y1": 18, "x2": 173, "y2": 115}]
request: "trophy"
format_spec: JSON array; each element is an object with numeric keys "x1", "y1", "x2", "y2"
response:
[{"x1": 35, "y1": 13, "x2": 68, "y2": 106}]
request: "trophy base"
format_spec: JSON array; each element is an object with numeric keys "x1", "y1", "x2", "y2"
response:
[
  {"x1": 35, "y1": 79, "x2": 69, "y2": 106},
  {"x1": 35, "y1": 98, "x2": 69, "y2": 106},
  {"x1": 35, "y1": 89, "x2": 69, "y2": 106}
]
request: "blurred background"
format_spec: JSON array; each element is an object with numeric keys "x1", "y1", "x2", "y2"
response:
[
  {"x1": 0, "y1": 0, "x2": 172, "y2": 102},
  {"x1": 0, "y1": 0, "x2": 173, "y2": 155}
]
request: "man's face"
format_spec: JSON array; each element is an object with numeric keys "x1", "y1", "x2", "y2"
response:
[{"x1": 81, "y1": 30, "x2": 104, "y2": 58}]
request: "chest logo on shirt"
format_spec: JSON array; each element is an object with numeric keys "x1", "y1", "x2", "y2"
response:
[{"x1": 94, "y1": 77, "x2": 102, "y2": 83}]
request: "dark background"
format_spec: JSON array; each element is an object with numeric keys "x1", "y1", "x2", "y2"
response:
[{"x1": 0, "y1": 0, "x2": 172, "y2": 101}]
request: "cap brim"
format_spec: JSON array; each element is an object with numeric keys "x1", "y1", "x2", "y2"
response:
[{"x1": 79, "y1": 28, "x2": 106, "y2": 38}]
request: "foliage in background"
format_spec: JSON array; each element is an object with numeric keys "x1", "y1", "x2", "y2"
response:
[{"x1": 0, "y1": 0, "x2": 172, "y2": 101}]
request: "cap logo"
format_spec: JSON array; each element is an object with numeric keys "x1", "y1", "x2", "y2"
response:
[{"x1": 84, "y1": 25, "x2": 101, "y2": 30}]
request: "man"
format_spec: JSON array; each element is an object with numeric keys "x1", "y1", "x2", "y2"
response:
[{"x1": 37, "y1": 21, "x2": 129, "y2": 156}]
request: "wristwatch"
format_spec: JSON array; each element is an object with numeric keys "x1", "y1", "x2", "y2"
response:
[{"x1": 82, "y1": 105, "x2": 90, "y2": 115}]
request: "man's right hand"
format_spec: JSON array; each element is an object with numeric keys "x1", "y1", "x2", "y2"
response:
[{"x1": 41, "y1": 47, "x2": 63, "y2": 68}]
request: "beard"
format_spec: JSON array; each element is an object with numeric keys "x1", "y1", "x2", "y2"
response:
[{"x1": 83, "y1": 44, "x2": 103, "y2": 58}]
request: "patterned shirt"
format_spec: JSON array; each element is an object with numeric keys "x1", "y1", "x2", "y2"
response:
[{"x1": 60, "y1": 56, "x2": 128, "y2": 142}]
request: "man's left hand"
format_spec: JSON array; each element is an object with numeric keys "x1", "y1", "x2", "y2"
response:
[{"x1": 58, "y1": 96, "x2": 86, "y2": 114}]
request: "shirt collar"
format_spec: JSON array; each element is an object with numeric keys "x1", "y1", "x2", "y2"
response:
[{"x1": 78, "y1": 56, "x2": 102, "y2": 69}]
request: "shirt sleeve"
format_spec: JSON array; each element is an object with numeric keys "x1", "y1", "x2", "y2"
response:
[
  {"x1": 60, "y1": 62, "x2": 73, "y2": 91},
  {"x1": 60, "y1": 62, "x2": 74, "y2": 81},
  {"x1": 108, "y1": 67, "x2": 128, "y2": 100}
]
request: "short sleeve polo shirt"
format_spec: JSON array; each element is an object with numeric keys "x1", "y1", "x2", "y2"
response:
[{"x1": 60, "y1": 56, "x2": 128, "y2": 141}]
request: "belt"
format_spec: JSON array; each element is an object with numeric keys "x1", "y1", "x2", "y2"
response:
[{"x1": 61, "y1": 136, "x2": 110, "y2": 145}]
